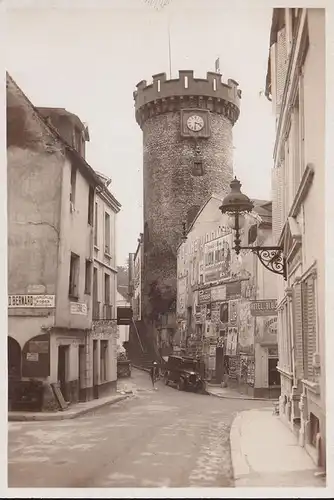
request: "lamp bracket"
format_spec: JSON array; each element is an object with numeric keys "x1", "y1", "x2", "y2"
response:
[{"x1": 235, "y1": 245, "x2": 287, "y2": 280}]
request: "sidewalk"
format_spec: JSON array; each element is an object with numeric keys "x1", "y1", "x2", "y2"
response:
[
  {"x1": 8, "y1": 392, "x2": 131, "y2": 422},
  {"x1": 230, "y1": 408, "x2": 326, "y2": 488},
  {"x1": 207, "y1": 384, "x2": 274, "y2": 401}
]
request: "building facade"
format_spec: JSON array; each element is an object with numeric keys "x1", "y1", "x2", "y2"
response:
[
  {"x1": 265, "y1": 8, "x2": 325, "y2": 467},
  {"x1": 7, "y1": 74, "x2": 120, "y2": 407},
  {"x1": 91, "y1": 172, "x2": 121, "y2": 398},
  {"x1": 176, "y1": 195, "x2": 279, "y2": 398},
  {"x1": 133, "y1": 70, "x2": 241, "y2": 355}
]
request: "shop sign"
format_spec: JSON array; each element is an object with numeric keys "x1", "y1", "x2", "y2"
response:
[
  {"x1": 26, "y1": 352, "x2": 39, "y2": 362},
  {"x1": 209, "y1": 345, "x2": 216, "y2": 356},
  {"x1": 250, "y1": 300, "x2": 277, "y2": 317},
  {"x1": 70, "y1": 302, "x2": 88, "y2": 315},
  {"x1": 268, "y1": 347, "x2": 278, "y2": 357},
  {"x1": 8, "y1": 294, "x2": 55, "y2": 308},
  {"x1": 198, "y1": 289, "x2": 211, "y2": 304},
  {"x1": 226, "y1": 282, "x2": 241, "y2": 299},
  {"x1": 264, "y1": 317, "x2": 278, "y2": 335},
  {"x1": 211, "y1": 285, "x2": 226, "y2": 302},
  {"x1": 29, "y1": 341, "x2": 49, "y2": 354}
]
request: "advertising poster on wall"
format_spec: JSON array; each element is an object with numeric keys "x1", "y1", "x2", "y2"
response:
[
  {"x1": 198, "y1": 289, "x2": 211, "y2": 304},
  {"x1": 256, "y1": 315, "x2": 278, "y2": 343},
  {"x1": 200, "y1": 305, "x2": 207, "y2": 323},
  {"x1": 226, "y1": 327, "x2": 238, "y2": 355},
  {"x1": 238, "y1": 300, "x2": 254, "y2": 351},
  {"x1": 210, "y1": 303, "x2": 220, "y2": 323},
  {"x1": 229, "y1": 300, "x2": 238, "y2": 325},
  {"x1": 177, "y1": 276, "x2": 187, "y2": 315},
  {"x1": 206, "y1": 303, "x2": 211, "y2": 320},
  {"x1": 204, "y1": 233, "x2": 232, "y2": 284},
  {"x1": 247, "y1": 359, "x2": 255, "y2": 386},
  {"x1": 226, "y1": 281, "x2": 242, "y2": 300},
  {"x1": 220, "y1": 302, "x2": 229, "y2": 323},
  {"x1": 228, "y1": 356, "x2": 239, "y2": 379},
  {"x1": 211, "y1": 284, "x2": 227, "y2": 302}
]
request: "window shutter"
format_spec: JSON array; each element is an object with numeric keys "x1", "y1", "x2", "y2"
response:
[
  {"x1": 306, "y1": 276, "x2": 316, "y2": 380},
  {"x1": 292, "y1": 283, "x2": 303, "y2": 379},
  {"x1": 272, "y1": 165, "x2": 284, "y2": 242},
  {"x1": 301, "y1": 275, "x2": 316, "y2": 381}
]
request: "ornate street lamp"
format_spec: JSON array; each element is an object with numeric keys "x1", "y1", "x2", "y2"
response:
[{"x1": 219, "y1": 177, "x2": 287, "y2": 280}]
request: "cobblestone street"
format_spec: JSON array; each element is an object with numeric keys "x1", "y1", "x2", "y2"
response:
[{"x1": 8, "y1": 369, "x2": 268, "y2": 488}]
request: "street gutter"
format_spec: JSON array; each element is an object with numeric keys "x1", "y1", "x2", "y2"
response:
[{"x1": 8, "y1": 394, "x2": 132, "y2": 422}]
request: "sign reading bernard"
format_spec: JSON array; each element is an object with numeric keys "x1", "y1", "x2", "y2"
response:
[{"x1": 204, "y1": 231, "x2": 232, "y2": 284}]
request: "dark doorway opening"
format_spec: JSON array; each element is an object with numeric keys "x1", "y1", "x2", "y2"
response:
[
  {"x1": 57, "y1": 345, "x2": 69, "y2": 401},
  {"x1": 93, "y1": 340, "x2": 98, "y2": 399},
  {"x1": 8, "y1": 337, "x2": 22, "y2": 409},
  {"x1": 215, "y1": 347, "x2": 224, "y2": 384},
  {"x1": 79, "y1": 345, "x2": 86, "y2": 401},
  {"x1": 268, "y1": 357, "x2": 280, "y2": 386}
]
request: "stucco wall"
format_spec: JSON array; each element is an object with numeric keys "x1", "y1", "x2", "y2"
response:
[{"x1": 55, "y1": 157, "x2": 94, "y2": 329}]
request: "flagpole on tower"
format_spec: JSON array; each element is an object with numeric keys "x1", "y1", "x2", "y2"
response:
[{"x1": 168, "y1": 14, "x2": 172, "y2": 79}]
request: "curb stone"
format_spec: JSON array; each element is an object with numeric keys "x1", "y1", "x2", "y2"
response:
[
  {"x1": 229, "y1": 412, "x2": 250, "y2": 481},
  {"x1": 208, "y1": 389, "x2": 277, "y2": 402},
  {"x1": 8, "y1": 394, "x2": 131, "y2": 422}
]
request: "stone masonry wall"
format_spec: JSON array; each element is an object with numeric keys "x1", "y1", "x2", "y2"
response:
[{"x1": 142, "y1": 110, "x2": 233, "y2": 320}]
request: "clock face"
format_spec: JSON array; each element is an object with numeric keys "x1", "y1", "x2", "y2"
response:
[{"x1": 187, "y1": 115, "x2": 205, "y2": 132}]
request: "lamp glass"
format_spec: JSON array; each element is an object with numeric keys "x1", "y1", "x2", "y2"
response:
[{"x1": 227, "y1": 214, "x2": 245, "y2": 230}]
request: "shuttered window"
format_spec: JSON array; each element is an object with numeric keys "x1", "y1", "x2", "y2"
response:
[
  {"x1": 272, "y1": 164, "x2": 285, "y2": 242},
  {"x1": 292, "y1": 282, "x2": 304, "y2": 379},
  {"x1": 301, "y1": 275, "x2": 317, "y2": 381}
]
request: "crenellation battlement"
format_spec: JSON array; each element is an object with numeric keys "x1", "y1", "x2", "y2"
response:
[{"x1": 133, "y1": 70, "x2": 242, "y2": 114}]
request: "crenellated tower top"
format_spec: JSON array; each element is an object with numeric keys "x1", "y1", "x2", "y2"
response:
[{"x1": 133, "y1": 70, "x2": 242, "y2": 128}]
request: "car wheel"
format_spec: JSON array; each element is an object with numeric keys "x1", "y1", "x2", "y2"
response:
[{"x1": 177, "y1": 380, "x2": 184, "y2": 391}]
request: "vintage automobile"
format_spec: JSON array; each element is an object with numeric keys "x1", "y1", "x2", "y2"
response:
[{"x1": 163, "y1": 355, "x2": 206, "y2": 393}]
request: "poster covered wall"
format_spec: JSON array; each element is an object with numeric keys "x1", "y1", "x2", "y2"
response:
[
  {"x1": 226, "y1": 327, "x2": 238, "y2": 355},
  {"x1": 204, "y1": 233, "x2": 232, "y2": 284}
]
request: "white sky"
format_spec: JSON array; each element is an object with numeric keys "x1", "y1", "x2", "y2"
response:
[{"x1": 6, "y1": 0, "x2": 275, "y2": 266}]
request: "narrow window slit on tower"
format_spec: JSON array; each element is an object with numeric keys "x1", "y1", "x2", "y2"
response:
[
  {"x1": 158, "y1": 80, "x2": 161, "y2": 92},
  {"x1": 184, "y1": 76, "x2": 188, "y2": 89},
  {"x1": 213, "y1": 79, "x2": 217, "y2": 91}
]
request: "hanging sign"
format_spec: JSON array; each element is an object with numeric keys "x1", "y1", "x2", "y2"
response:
[{"x1": 250, "y1": 300, "x2": 277, "y2": 317}]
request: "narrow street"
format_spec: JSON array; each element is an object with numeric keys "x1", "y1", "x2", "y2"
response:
[{"x1": 8, "y1": 369, "x2": 269, "y2": 488}]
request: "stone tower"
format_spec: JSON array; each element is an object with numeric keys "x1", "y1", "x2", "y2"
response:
[{"x1": 133, "y1": 70, "x2": 241, "y2": 352}]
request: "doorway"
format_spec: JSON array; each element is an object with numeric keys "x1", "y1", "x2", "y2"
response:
[
  {"x1": 57, "y1": 345, "x2": 69, "y2": 401},
  {"x1": 268, "y1": 357, "x2": 280, "y2": 386},
  {"x1": 79, "y1": 345, "x2": 86, "y2": 401},
  {"x1": 215, "y1": 347, "x2": 224, "y2": 384},
  {"x1": 8, "y1": 337, "x2": 22, "y2": 408},
  {"x1": 93, "y1": 340, "x2": 98, "y2": 399}
]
